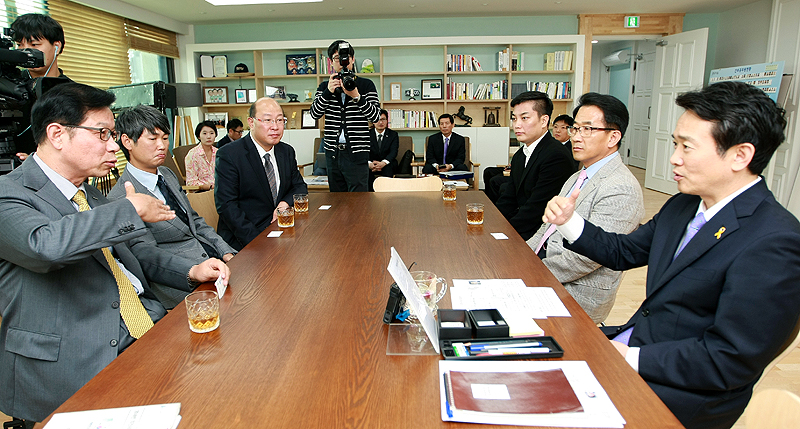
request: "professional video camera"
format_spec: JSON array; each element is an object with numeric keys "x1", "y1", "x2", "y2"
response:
[{"x1": 332, "y1": 41, "x2": 356, "y2": 92}]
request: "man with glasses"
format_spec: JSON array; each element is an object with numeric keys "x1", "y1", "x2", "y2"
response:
[
  {"x1": 495, "y1": 91, "x2": 576, "y2": 241},
  {"x1": 215, "y1": 97, "x2": 307, "y2": 250},
  {"x1": 216, "y1": 118, "x2": 244, "y2": 149},
  {"x1": 368, "y1": 109, "x2": 399, "y2": 190},
  {"x1": 528, "y1": 93, "x2": 644, "y2": 324},
  {"x1": 0, "y1": 83, "x2": 228, "y2": 426},
  {"x1": 310, "y1": 40, "x2": 380, "y2": 192}
]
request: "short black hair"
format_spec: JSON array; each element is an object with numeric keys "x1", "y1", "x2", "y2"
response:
[
  {"x1": 116, "y1": 105, "x2": 171, "y2": 160},
  {"x1": 379, "y1": 109, "x2": 388, "y2": 119},
  {"x1": 195, "y1": 121, "x2": 218, "y2": 140},
  {"x1": 11, "y1": 13, "x2": 65, "y2": 52},
  {"x1": 438, "y1": 113, "x2": 454, "y2": 124},
  {"x1": 226, "y1": 118, "x2": 243, "y2": 131},
  {"x1": 31, "y1": 83, "x2": 115, "y2": 146},
  {"x1": 572, "y1": 92, "x2": 629, "y2": 141},
  {"x1": 510, "y1": 91, "x2": 553, "y2": 125},
  {"x1": 328, "y1": 40, "x2": 355, "y2": 60},
  {"x1": 675, "y1": 81, "x2": 786, "y2": 175},
  {"x1": 552, "y1": 114, "x2": 574, "y2": 127}
]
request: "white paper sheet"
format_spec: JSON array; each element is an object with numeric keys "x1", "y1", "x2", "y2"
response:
[
  {"x1": 44, "y1": 403, "x2": 182, "y2": 429},
  {"x1": 387, "y1": 247, "x2": 440, "y2": 353},
  {"x1": 450, "y1": 280, "x2": 570, "y2": 319}
]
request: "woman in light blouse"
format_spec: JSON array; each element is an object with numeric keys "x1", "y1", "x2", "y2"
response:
[{"x1": 185, "y1": 121, "x2": 218, "y2": 191}]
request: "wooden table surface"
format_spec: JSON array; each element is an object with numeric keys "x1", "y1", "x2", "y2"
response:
[{"x1": 41, "y1": 192, "x2": 682, "y2": 428}]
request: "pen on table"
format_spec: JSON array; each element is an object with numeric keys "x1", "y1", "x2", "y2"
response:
[
  {"x1": 469, "y1": 342, "x2": 543, "y2": 352},
  {"x1": 476, "y1": 347, "x2": 550, "y2": 356},
  {"x1": 442, "y1": 372, "x2": 454, "y2": 418},
  {"x1": 465, "y1": 339, "x2": 543, "y2": 347}
]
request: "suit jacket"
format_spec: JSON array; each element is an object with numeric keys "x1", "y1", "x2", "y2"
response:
[
  {"x1": 564, "y1": 140, "x2": 580, "y2": 170},
  {"x1": 495, "y1": 132, "x2": 576, "y2": 240},
  {"x1": 423, "y1": 132, "x2": 467, "y2": 173},
  {"x1": 0, "y1": 158, "x2": 169, "y2": 421},
  {"x1": 569, "y1": 180, "x2": 800, "y2": 428},
  {"x1": 369, "y1": 128, "x2": 399, "y2": 178},
  {"x1": 215, "y1": 135, "x2": 308, "y2": 250},
  {"x1": 527, "y1": 154, "x2": 644, "y2": 323},
  {"x1": 216, "y1": 135, "x2": 233, "y2": 149},
  {"x1": 107, "y1": 166, "x2": 236, "y2": 308}
]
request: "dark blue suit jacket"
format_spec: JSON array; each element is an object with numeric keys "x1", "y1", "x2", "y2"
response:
[
  {"x1": 569, "y1": 179, "x2": 800, "y2": 429},
  {"x1": 423, "y1": 132, "x2": 467, "y2": 173},
  {"x1": 215, "y1": 135, "x2": 308, "y2": 250}
]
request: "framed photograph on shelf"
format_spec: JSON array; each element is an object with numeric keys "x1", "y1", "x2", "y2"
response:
[
  {"x1": 205, "y1": 112, "x2": 228, "y2": 128},
  {"x1": 390, "y1": 82, "x2": 402, "y2": 101},
  {"x1": 248, "y1": 89, "x2": 257, "y2": 102},
  {"x1": 286, "y1": 54, "x2": 317, "y2": 75},
  {"x1": 265, "y1": 85, "x2": 286, "y2": 100},
  {"x1": 421, "y1": 79, "x2": 443, "y2": 100},
  {"x1": 301, "y1": 109, "x2": 317, "y2": 129},
  {"x1": 235, "y1": 89, "x2": 248, "y2": 104},
  {"x1": 203, "y1": 87, "x2": 228, "y2": 104}
]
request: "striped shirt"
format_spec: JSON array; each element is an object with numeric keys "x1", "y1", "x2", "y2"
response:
[{"x1": 310, "y1": 76, "x2": 380, "y2": 154}]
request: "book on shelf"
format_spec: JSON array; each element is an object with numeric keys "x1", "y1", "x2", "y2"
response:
[
  {"x1": 517, "y1": 80, "x2": 571, "y2": 100},
  {"x1": 320, "y1": 54, "x2": 336, "y2": 75},
  {"x1": 544, "y1": 51, "x2": 573, "y2": 71},
  {"x1": 447, "y1": 54, "x2": 484, "y2": 72},
  {"x1": 446, "y1": 77, "x2": 508, "y2": 100},
  {"x1": 497, "y1": 48, "x2": 524, "y2": 71},
  {"x1": 388, "y1": 108, "x2": 438, "y2": 129}
]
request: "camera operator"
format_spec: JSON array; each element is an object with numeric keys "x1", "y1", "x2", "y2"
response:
[
  {"x1": 10, "y1": 13, "x2": 70, "y2": 161},
  {"x1": 310, "y1": 40, "x2": 380, "y2": 192}
]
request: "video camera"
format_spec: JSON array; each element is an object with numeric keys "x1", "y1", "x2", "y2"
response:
[{"x1": 332, "y1": 41, "x2": 356, "y2": 92}]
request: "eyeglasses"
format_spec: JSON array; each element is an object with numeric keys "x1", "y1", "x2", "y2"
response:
[
  {"x1": 567, "y1": 125, "x2": 617, "y2": 137},
  {"x1": 61, "y1": 124, "x2": 118, "y2": 141},
  {"x1": 252, "y1": 117, "x2": 288, "y2": 127}
]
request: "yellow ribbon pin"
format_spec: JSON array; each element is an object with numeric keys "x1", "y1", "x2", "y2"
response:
[{"x1": 714, "y1": 226, "x2": 726, "y2": 239}]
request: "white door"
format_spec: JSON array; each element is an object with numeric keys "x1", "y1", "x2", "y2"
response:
[
  {"x1": 627, "y1": 42, "x2": 656, "y2": 169},
  {"x1": 644, "y1": 28, "x2": 708, "y2": 194}
]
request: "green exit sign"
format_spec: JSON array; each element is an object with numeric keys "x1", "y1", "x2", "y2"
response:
[{"x1": 625, "y1": 16, "x2": 640, "y2": 28}]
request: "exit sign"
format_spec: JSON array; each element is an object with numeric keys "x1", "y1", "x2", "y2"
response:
[{"x1": 624, "y1": 16, "x2": 640, "y2": 28}]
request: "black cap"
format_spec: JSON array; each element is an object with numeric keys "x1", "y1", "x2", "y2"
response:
[{"x1": 234, "y1": 63, "x2": 248, "y2": 73}]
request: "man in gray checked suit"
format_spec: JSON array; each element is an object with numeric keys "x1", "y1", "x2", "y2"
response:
[
  {"x1": 0, "y1": 83, "x2": 230, "y2": 425},
  {"x1": 108, "y1": 105, "x2": 236, "y2": 309},
  {"x1": 528, "y1": 93, "x2": 644, "y2": 324}
]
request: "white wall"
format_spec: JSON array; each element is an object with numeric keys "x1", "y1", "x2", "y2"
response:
[{"x1": 715, "y1": 0, "x2": 773, "y2": 68}]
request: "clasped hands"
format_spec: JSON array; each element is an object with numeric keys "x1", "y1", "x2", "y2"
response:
[{"x1": 369, "y1": 160, "x2": 387, "y2": 172}]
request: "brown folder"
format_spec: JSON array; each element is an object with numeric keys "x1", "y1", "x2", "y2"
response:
[{"x1": 448, "y1": 369, "x2": 584, "y2": 414}]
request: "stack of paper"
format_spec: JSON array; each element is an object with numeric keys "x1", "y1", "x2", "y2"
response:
[{"x1": 44, "y1": 403, "x2": 181, "y2": 429}]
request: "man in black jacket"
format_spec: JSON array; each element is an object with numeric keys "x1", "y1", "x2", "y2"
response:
[
  {"x1": 368, "y1": 109, "x2": 399, "y2": 190},
  {"x1": 422, "y1": 114, "x2": 468, "y2": 174}
]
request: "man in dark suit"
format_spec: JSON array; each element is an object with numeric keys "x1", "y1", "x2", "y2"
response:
[
  {"x1": 216, "y1": 118, "x2": 243, "y2": 149},
  {"x1": 422, "y1": 114, "x2": 467, "y2": 174},
  {"x1": 552, "y1": 114, "x2": 579, "y2": 171},
  {"x1": 108, "y1": 105, "x2": 236, "y2": 309},
  {"x1": 542, "y1": 81, "x2": 800, "y2": 429},
  {"x1": 495, "y1": 91, "x2": 576, "y2": 240},
  {"x1": 0, "y1": 83, "x2": 228, "y2": 425},
  {"x1": 215, "y1": 98, "x2": 308, "y2": 250},
  {"x1": 368, "y1": 109, "x2": 399, "y2": 190}
]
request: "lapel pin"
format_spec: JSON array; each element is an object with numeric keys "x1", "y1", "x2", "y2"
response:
[{"x1": 714, "y1": 226, "x2": 726, "y2": 239}]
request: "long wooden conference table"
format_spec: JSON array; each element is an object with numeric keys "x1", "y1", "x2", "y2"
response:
[{"x1": 41, "y1": 191, "x2": 682, "y2": 428}]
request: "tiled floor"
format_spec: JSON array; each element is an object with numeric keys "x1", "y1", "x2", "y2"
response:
[{"x1": 2, "y1": 166, "x2": 798, "y2": 427}]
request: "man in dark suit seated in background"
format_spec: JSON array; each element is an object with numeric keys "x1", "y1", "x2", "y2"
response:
[
  {"x1": 422, "y1": 114, "x2": 467, "y2": 174},
  {"x1": 215, "y1": 98, "x2": 308, "y2": 250},
  {"x1": 216, "y1": 118, "x2": 243, "y2": 149},
  {"x1": 108, "y1": 105, "x2": 236, "y2": 308},
  {"x1": 551, "y1": 114, "x2": 579, "y2": 171},
  {"x1": 0, "y1": 83, "x2": 228, "y2": 426},
  {"x1": 495, "y1": 91, "x2": 576, "y2": 240},
  {"x1": 542, "y1": 81, "x2": 800, "y2": 428},
  {"x1": 368, "y1": 109, "x2": 398, "y2": 190}
]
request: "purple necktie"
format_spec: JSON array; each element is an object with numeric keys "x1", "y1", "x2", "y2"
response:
[
  {"x1": 613, "y1": 326, "x2": 634, "y2": 345},
  {"x1": 673, "y1": 212, "x2": 707, "y2": 260},
  {"x1": 535, "y1": 169, "x2": 588, "y2": 254},
  {"x1": 443, "y1": 136, "x2": 449, "y2": 164}
]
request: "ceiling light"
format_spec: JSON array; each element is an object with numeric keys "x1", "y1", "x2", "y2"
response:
[
  {"x1": 205, "y1": 0, "x2": 322, "y2": 5},
  {"x1": 591, "y1": 40, "x2": 598, "y2": 44}
]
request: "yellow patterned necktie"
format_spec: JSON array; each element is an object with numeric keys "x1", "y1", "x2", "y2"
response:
[{"x1": 72, "y1": 190, "x2": 154, "y2": 338}]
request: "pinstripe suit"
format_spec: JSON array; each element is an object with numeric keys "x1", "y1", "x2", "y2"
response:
[{"x1": 527, "y1": 154, "x2": 644, "y2": 323}]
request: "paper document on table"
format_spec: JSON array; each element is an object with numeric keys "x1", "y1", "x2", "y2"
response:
[
  {"x1": 439, "y1": 360, "x2": 625, "y2": 428},
  {"x1": 44, "y1": 403, "x2": 181, "y2": 429},
  {"x1": 387, "y1": 247, "x2": 440, "y2": 353},
  {"x1": 450, "y1": 280, "x2": 570, "y2": 319}
]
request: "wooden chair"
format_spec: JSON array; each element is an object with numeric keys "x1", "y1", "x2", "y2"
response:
[
  {"x1": 172, "y1": 143, "x2": 198, "y2": 181},
  {"x1": 298, "y1": 137, "x2": 324, "y2": 177},
  {"x1": 754, "y1": 318, "x2": 800, "y2": 390},
  {"x1": 423, "y1": 136, "x2": 480, "y2": 190},
  {"x1": 186, "y1": 190, "x2": 219, "y2": 231},
  {"x1": 373, "y1": 176, "x2": 442, "y2": 192},
  {"x1": 745, "y1": 389, "x2": 800, "y2": 428}
]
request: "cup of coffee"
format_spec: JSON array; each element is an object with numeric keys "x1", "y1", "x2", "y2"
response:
[
  {"x1": 277, "y1": 206, "x2": 295, "y2": 227},
  {"x1": 293, "y1": 194, "x2": 309, "y2": 213},
  {"x1": 442, "y1": 183, "x2": 456, "y2": 201},
  {"x1": 466, "y1": 203, "x2": 484, "y2": 225},
  {"x1": 185, "y1": 290, "x2": 220, "y2": 333}
]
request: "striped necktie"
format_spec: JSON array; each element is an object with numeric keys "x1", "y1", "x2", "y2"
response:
[{"x1": 264, "y1": 153, "x2": 278, "y2": 205}]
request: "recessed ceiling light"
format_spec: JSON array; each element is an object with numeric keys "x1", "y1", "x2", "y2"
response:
[
  {"x1": 338, "y1": 6, "x2": 343, "y2": 9},
  {"x1": 591, "y1": 40, "x2": 599, "y2": 44},
  {"x1": 205, "y1": 0, "x2": 321, "y2": 4},
  {"x1": 410, "y1": 4, "x2": 415, "y2": 7}
]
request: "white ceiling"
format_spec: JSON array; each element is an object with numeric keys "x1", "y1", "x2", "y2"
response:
[{"x1": 113, "y1": 0, "x2": 759, "y2": 26}]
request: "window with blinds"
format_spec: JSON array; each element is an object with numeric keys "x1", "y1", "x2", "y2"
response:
[
  {"x1": 124, "y1": 19, "x2": 179, "y2": 59},
  {"x1": 0, "y1": 0, "x2": 48, "y2": 29}
]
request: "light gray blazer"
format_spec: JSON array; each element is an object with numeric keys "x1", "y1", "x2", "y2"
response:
[
  {"x1": 107, "y1": 166, "x2": 235, "y2": 308},
  {"x1": 0, "y1": 158, "x2": 170, "y2": 421},
  {"x1": 527, "y1": 154, "x2": 645, "y2": 323}
]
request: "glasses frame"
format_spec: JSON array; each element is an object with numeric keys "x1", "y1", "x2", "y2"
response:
[
  {"x1": 567, "y1": 125, "x2": 617, "y2": 138},
  {"x1": 251, "y1": 117, "x2": 288, "y2": 126},
  {"x1": 61, "y1": 124, "x2": 118, "y2": 142}
]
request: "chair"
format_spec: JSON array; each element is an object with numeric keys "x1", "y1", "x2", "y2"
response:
[
  {"x1": 745, "y1": 389, "x2": 800, "y2": 428},
  {"x1": 187, "y1": 190, "x2": 219, "y2": 231},
  {"x1": 298, "y1": 137, "x2": 325, "y2": 177},
  {"x1": 172, "y1": 143, "x2": 198, "y2": 180},
  {"x1": 423, "y1": 136, "x2": 481, "y2": 190},
  {"x1": 373, "y1": 176, "x2": 442, "y2": 192},
  {"x1": 754, "y1": 318, "x2": 800, "y2": 390}
]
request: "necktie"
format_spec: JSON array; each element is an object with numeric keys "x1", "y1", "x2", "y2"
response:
[
  {"x1": 264, "y1": 152, "x2": 278, "y2": 206},
  {"x1": 443, "y1": 137, "x2": 449, "y2": 164},
  {"x1": 378, "y1": 134, "x2": 383, "y2": 150},
  {"x1": 72, "y1": 190, "x2": 153, "y2": 339},
  {"x1": 673, "y1": 212, "x2": 707, "y2": 260},
  {"x1": 156, "y1": 176, "x2": 189, "y2": 227},
  {"x1": 535, "y1": 169, "x2": 588, "y2": 256}
]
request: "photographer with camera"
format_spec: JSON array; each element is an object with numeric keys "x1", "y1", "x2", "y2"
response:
[
  {"x1": 10, "y1": 13, "x2": 70, "y2": 161},
  {"x1": 310, "y1": 40, "x2": 380, "y2": 192}
]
